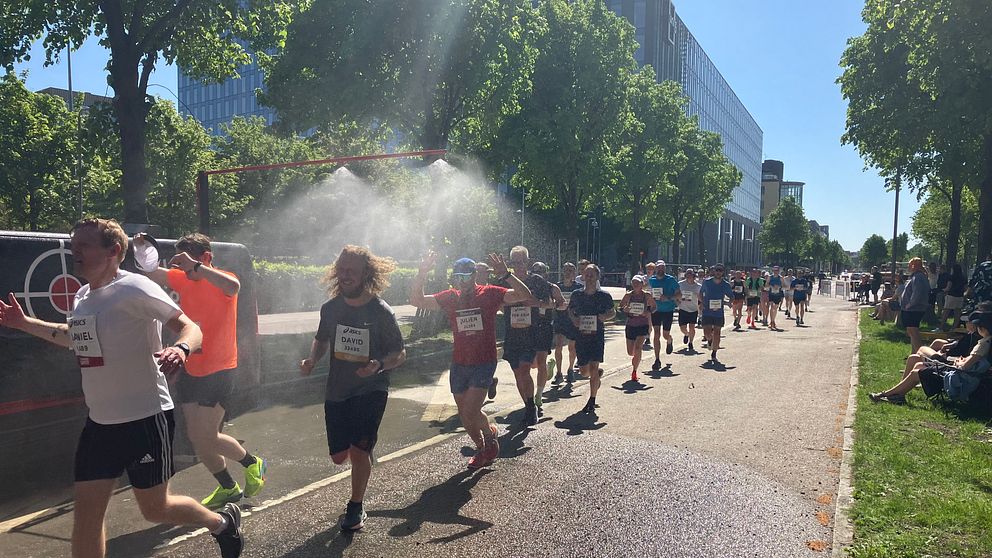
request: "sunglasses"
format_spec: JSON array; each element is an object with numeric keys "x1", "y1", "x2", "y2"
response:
[{"x1": 452, "y1": 272, "x2": 474, "y2": 280}]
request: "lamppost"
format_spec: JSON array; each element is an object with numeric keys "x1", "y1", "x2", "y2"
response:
[
  {"x1": 520, "y1": 186, "x2": 525, "y2": 246},
  {"x1": 889, "y1": 168, "x2": 902, "y2": 279},
  {"x1": 586, "y1": 217, "x2": 599, "y2": 260},
  {"x1": 724, "y1": 231, "x2": 733, "y2": 266}
]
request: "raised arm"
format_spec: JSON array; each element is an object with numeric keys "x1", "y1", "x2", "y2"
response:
[
  {"x1": 170, "y1": 252, "x2": 240, "y2": 297},
  {"x1": 409, "y1": 251, "x2": 442, "y2": 312},
  {"x1": 0, "y1": 293, "x2": 71, "y2": 348},
  {"x1": 490, "y1": 253, "x2": 533, "y2": 304}
]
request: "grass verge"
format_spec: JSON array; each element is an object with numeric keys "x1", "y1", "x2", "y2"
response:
[{"x1": 849, "y1": 309, "x2": 992, "y2": 558}]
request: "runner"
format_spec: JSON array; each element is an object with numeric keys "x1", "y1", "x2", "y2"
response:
[
  {"x1": 678, "y1": 269, "x2": 702, "y2": 352},
  {"x1": 135, "y1": 233, "x2": 266, "y2": 510},
  {"x1": 759, "y1": 270, "x2": 772, "y2": 326},
  {"x1": 744, "y1": 268, "x2": 764, "y2": 330},
  {"x1": 553, "y1": 263, "x2": 580, "y2": 383},
  {"x1": 698, "y1": 264, "x2": 734, "y2": 364},
  {"x1": 767, "y1": 266, "x2": 785, "y2": 331},
  {"x1": 620, "y1": 275, "x2": 656, "y2": 381},
  {"x1": 730, "y1": 270, "x2": 746, "y2": 330},
  {"x1": 528, "y1": 261, "x2": 565, "y2": 415},
  {"x1": 642, "y1": 261, "x2": 656, "y2": 350},
  {"x1": 409, "y1": 251, "x2": 533, "y2": 468},
  {"x1": 495, "y1": 246, "x2": 549, "y2": 425},
  {"x1": 783, "y1": 268, "x2": 796, "y2": 318},
  {"x1": 791, "y1": 271, "x2": 812, "y2": 325},
  {"x1": 300, "y1": 245, "x2": 407, "y2": 531},
  {"x1": 568, "y1": 264, "x2": 616, "y2": 413},
  {"x1": 0, "y1": 218, "x2": 243, "y2": 558},
  {"x1": 648, "y1": 260, "x2": 681, "y2": 369}
]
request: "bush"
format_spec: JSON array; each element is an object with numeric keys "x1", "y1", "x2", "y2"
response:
[{"x1": 253, "y1": 260, "x2": 418, "y2": 314}]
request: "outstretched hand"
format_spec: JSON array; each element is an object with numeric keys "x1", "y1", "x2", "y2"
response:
[
  {"x1": 488, "y1": 253, "x2": 508, "y2": 277},
  {"x1": 418, "y1": 251, "x2": 437, "y2": 275},
  {"x1": 0, "y1": 293, "x2": 27, "y2": 330}
]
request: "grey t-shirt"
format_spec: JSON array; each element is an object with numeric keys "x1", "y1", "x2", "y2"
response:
[{"x1": 314, "y1": 296, "x2": 404, "y2": 402}]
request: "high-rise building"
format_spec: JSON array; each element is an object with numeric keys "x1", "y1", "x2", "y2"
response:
[
  {"x1": 761, "y1": 159, "x2": 806, "y2": 221},
  {"x1": 177, "y1": 54, "x2": 274, "y2": 134},
  {"x1": 605, "y1": 0, "x2": 763, "y2": 266}
]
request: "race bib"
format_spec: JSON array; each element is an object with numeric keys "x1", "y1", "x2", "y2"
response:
[
  {"x1": 771, "y1": 286, "x2": 782, "y2": 293},
  {"x1": 748, "y1": 289, "x2": 759, "y2": 297},
  {"x1": 733, "y1": 286, "x2": 743, "y2": 293},
  {"x1": 651, "y1": 287, "x2": 663, "y2": 300},
  {"x1": 796, "y1": 284, "x2": 806, "y2": 291},
  {"x1": 682, "y1": 292, "x2": 696, "y2": 304},
  {"x1": 562, "y1": 291, "x2": 572, "y2": 304},
  {"x1": 69, "y1": 315, "x2": 104, "y2": 367},
  {"x1": 708, "y1": 299, "x2": 723, "y2": 311},
  {"x1": 455, "y1": 308, "x2": 484, "y2": 333},
  {"x1": 510, "y1": 305, "x2": 532, "y2": 328},
  {"x1": 334, "y1": 324, "x2": 370, "y2": 363},
  {"x1": 579, "y1": 315, "x2": 598, "y2": 333},
  {"x1": 629, "y1": 302, "x2": 645, "y2": 315}
]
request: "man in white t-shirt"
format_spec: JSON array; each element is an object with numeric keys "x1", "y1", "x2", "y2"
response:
[
  {"x1": 677, "y1": 269, "x2": 702, "y2": 352},
  {"x1": 0, "y1": 219, "x2": 243, "y2": 558}
]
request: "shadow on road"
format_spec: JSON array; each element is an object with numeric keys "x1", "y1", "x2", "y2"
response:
[
  {"x1": 494, "y1": 414, "x2": 535, "y2": 458},
  {"x1": 611, "y1": 380, "x2": 654, "y2": 394},
  {"x1": 367, "y1": 469, "x2": 494, "y2": 543},
  {"x1": 645, "y1": 364, "x2": 677, "y2": 379},
  {"x1": 281, "y1": 528, "x2": 355, "y2": 558},
  {"x1": 552, "y1": 410, "x2": 606, "y2": 436}
]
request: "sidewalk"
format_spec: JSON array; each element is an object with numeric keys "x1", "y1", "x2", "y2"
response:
[{"x1": 0, "y1": 295, "x2": 857, "y2": 557}]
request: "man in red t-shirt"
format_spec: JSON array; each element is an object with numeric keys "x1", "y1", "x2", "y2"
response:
[
  {"x1": 410, "y1": 252, "x2": 533, "y2": 469},
  {"x1": 136, "y1": 233, "x2": 266, "y2": 509}
]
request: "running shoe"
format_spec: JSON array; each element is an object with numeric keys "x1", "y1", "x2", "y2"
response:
[
  {"x1": 487, "y1": 376, "x2": 499, "y2": 399},
  {"x1": 566, "y1": 369, "x2": 575, "y2": 383},
  {"x1": 683, "y1": 334, "x2": 689, "y2": 344},
  {"x1": 482, "y1": 426, "x2": 500, "y2": 463},
  {"x1": 643, "y1": 340, "x2": 652, "y2": 350},
  {"x1": 869, "y1": 392, "x2": 884, "y2": 403},
  {"x1": 710, "y1": 350, "x2": 718, "y2": 362},
  {"x1": 202, "y1": 484, "x2": 243, "y2": 510},
  {"x1": 581, "y1": 399, "x2": 595, "y2": 414},
  {"x1": 553, "y1": 371, "x2": 564, "y2": 384},
  {"x1": 687, "y1": 341, "x2": 694, "y2": 352},
  {"x1": 733, "y1": 323, "x2": 741, "y2": 331},
  {"x1": 666, "y1": 341, "x2": 673, "y2": 355},
  {"x1": 652, "y1": 358, "x2": 661, "y2": 371},
  {"x1": 340, "y1": 500, "x2": 367, "y2": 531},
  {"x1": 524, "y1": 405, "x2": 539, "y2": 426},
  {"x1": 785, "y1": 310, "x2": 791, "y2": 318},
  {"x1": 547, "y1": 358, "x2": 557, "y2": 380},
  {"x1": 243, "y1": 457, "x2": 266, "y2": 498},
  {"x1": 631, "y1": 371, "x2": 638, "y2": 382},
  {"x1": 598, "y1": 368, "x2": 604, "y2": 378},
  {"x1": 213, "y1": 503, "x2": 243, "y2": 558}
]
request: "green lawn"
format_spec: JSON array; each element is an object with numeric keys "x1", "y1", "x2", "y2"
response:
[{"x1": 849, "y1": 309, "x2": 992, "y2": 557}]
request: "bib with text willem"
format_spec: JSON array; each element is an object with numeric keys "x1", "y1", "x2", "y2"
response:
[
  {"x1": 334, "y1": 324, "x2": 370, "y2": 363},
  {"x1": 628, "y1": 302, "x2": 646, "y2": 316},
  {"x1": 69, "y1": 315, "x2": 104, "y2": 367},
  {"x1": 708, "y1": 299, "x2": 723, "y2": 311},
  {"x1": 579, "y1": 315, "x2": 598, "y2": 334},
  {"x1": 455, "y1": 308, "x2": 484, "y2": 333},
  {"x1": 509, "y1": 305, "x2": 532, "y2": 328}
]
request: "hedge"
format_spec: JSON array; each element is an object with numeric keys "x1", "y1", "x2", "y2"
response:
[{"x1": 254, "y1": 260, "x2": 418, "y2": 314}]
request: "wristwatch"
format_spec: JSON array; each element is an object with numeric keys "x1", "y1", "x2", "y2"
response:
[
  {"x1": 174, "y1": 343, "x2": 191, "y2": 358},
  {"x1": 375, "y1": 360, "x2": 385, "y2": 374}
]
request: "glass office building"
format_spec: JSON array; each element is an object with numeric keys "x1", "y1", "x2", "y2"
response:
[
  {"x1": 605, "y1": 0, "x2": 764, "y2": 266},
  {"x1": 177, "y1": 52, "x2": 275, "y2": 135}
]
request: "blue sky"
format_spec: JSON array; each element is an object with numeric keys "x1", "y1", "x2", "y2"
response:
[{"x1": 13, "y1": 0, "x2": 916, "y2": 253}]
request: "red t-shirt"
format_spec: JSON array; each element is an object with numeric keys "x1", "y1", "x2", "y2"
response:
[{"x1": 433, "y1": 284, "x2": 508, "y2": 365}]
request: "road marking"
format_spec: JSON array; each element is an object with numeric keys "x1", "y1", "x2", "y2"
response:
[{"x1": 419, "y1": 370, "x2": 457, "y2": 423}]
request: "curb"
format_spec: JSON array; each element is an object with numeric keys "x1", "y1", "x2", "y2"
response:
[{"x1": 832, "y1": 307, "x2": 861, "y2": 557}]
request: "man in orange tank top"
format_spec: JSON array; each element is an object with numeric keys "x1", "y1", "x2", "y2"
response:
[{"x1": 136, "y1": 233, "x2": 266, "y2": 510}]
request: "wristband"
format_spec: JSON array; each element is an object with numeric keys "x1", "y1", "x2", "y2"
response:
[
  {"x1": 375, "y1": 360, "x2": 385, "y2": 375},
  {"x1": 499, "y1": 272, "x2": 512, "y2": 283}
]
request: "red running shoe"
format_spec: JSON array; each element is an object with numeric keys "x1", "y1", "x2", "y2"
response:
[{"x1": 631, "y1": 371, "x2": 639, "y2": 382}]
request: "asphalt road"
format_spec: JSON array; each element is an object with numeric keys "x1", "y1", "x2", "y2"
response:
[{"x1": 0, "y1": 293, "x2": 856, "y2": 557}]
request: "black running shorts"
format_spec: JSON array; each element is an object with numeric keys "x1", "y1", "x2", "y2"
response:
[
  {"x1": 324, "y1": 390, "x2": 389, "y2": 456},
  {"x1": 700, "y1": 315, "x2": 725, "y2": 328},
  {"x1": 575, "y1": 334, "x2": 605, "y2": 366},
  {"x1": 651, "y1": 310, "x2": 675, "y2": 330},
  {"x1": 74, "y1": 410, "x2": 175, "y2": 489},
  {"x1": 176, "y1": 368, "x2": 234, "y2": 407},
  {"x1": 901, "y1": 310, "x2": 924, "y2": 329},
  {"x1": 678, "y1": 310, "x2": 698, "y2": 325},
  {"x1": 625, "y1": 324, "x2": 650, "y2": 340}
]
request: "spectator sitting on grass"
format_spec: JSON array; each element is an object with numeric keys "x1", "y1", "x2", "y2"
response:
[
  {"x1": 896, "y1": 304, "x2": 991, "y2": 383},
  {"x1": 871, "y1": 275, "x2": 904, "y2": 323},
  {"x1": 870, "y1": 311, "x2": 992, "y2": 404}
]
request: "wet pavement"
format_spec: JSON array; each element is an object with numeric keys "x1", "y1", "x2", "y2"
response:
[{"x1": 0, "y1": 294, "x2": 856, "y2": 557}]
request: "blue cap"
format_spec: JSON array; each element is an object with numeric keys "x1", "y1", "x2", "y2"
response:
[{"x1": 453, "y1": 258, "x2": 476, "y2": 274}]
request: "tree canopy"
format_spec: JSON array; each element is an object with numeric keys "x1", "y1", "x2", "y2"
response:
[{"x1": 757, "y1": 197, "x2": 809, "y2": 267}]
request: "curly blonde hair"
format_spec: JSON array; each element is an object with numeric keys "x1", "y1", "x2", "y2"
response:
[{"x1": 322, "y1": 245, "x2": 397, "y2": 298}]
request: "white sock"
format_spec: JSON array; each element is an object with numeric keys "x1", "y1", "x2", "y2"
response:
[{"x1": 210, "y1": 514, "x2": 229, "y2": 535}]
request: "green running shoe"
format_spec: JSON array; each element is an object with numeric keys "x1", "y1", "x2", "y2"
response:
[
  {"x1": 201, "y1": 484, "x2": 243, "y2": 510},
  {"x1": 244, "y1": 457, "x2": 267, "y2": 498}
]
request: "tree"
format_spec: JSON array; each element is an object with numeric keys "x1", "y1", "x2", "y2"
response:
[
  {"x1": 911, "y1": 187, "x2": 979, "y2": 265},
  {"x1": 0, "y1": 1, "x2": 302, "y2": 224},
  {"x1": 263, "y1": 0, "x2": 538, "y2": 161},
  {"x1": 757, "y1": 197, "x2": 809, "y2": 268},
  {"x1": 860, "y1": 234, "x2": 889, "y2": 270},
  {"x1": 803, "y1": 233, "x2": 829, "y2": 272},
  {"x1": 600, "y1": 70, "x2": 683, "y2": 273},
  {"x1": 0, "y1": 72, "x2": 80, "y2": 231},
  {"x1": 827, "y1": 240, "x2": 852, "y2": 275},
  {"x1": 502, "y1": 0, "x2": 638, "y2": 248},
  {"x1": 839, "y1": 0, "x2": 992, "y2": 265},
  {"x1": 886, "y1": 232, "x2": 909, "y2": 263}
]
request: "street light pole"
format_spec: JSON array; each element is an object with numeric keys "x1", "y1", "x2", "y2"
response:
[
  {"x1": 67, "y1": 43, "x2": 83, "y2": 219},
  {"x1": 890, "y1": 167, "x2": 901, "y2": 278},
  {"x1": 520, "y1": 186, "x2": 525, "y2": 246}
]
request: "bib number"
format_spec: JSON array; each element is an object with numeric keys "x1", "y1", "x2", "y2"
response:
[
  {"x1": 562, "y1": 291, "x2": 572, "y2": 304},
  {"x1": 708, "y1": 299, "x2": 723, "y2": 311},
  {"x1": 681, "y1": 293, "x2": 695, "y2": 304},
  {"x1": 651, "y1": 287, "x2": 663, "y2": 300},
  {"x1": 733, "y1": 286, "x2": 743, "y2": 293},
  {"x1": 771, "y1": 286, "x2": 781, "y2": 294},
  {"x1": 579, "y1": 315, "x2": 597, "y2": 333},
  {"x1": 628, "y1": 302, "x2": 645, "y2": 316},
  {"x1": 69, "y1": 315, "x2": 104, "y2": 367},
  {"x1": 796, "y1": 284, "x2": 805, "y2": 291},
  {"x1": 456, "y1": 308, "x2": 484, "y2": 333},
  {"x1": 748, "y1": 289, "x2": 759, "y2": 297},
  {"x1": 510, "y1": 306, "x2": 532, "y2": 328},
  {"x1": 335, "y1": 324, "x2": 370, "y2": 363}
]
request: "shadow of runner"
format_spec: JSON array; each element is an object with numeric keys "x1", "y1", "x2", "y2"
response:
[
  {"x1": 493, "y1": 414, "x2": 534, "y2": 458},
  {"x1": 281, "y1": 528, "x2": 355, "y2": 558},
  {"x1": 645, "y1": 364, "x2": 677, "y2": 379},
  {"x1": 367, "y1": 469, "x2": 494, "y2": 543},
  {"x1": 106, "y1": 523, "x2": 184, "y2": 558},
  {"x1": 553, "y1": 410, "x2": 607, "y2": 436},
  {"x1": 611, "y1": 380, "x2": 655, "y2": 394}
]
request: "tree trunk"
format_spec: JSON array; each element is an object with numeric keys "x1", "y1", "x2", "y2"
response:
[
  {"x1": 946, "y1": 177, "x2": 962, "y2": 269},
  {"x1": 978, "y1": 132, "x2": 992, "y2": 264}
]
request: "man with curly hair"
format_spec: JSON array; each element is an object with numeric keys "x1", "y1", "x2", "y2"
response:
[{"x1": 300, "y1": 245, "x2": 407, "y2": 531}]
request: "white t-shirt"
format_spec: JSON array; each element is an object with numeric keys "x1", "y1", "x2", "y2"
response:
[
  {"x1": 678, "y1": 279, "x2": 701, "y2": 312},
  {"x1": 784, "y1": 276, "x2": 796, "y2": 293},
  {"x1": 69, "y1": 270, "x2": 181, "y2": 424}
]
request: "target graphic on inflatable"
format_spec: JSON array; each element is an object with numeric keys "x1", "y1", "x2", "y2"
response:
[{"x1": 15, "y1": 240, "x2": 81, "y2": 319}]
